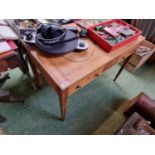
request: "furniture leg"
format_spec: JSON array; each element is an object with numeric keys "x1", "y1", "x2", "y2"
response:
[
  {"x1": 113, "y1": 55, "x2": 132, "y2": 81},
  {"x1": 17, "y1": 41, "x2": 39, "y2": 89},
  {"x1": 59, "y1": 91, "x2": 68, "y2": 121},
  {"x1": 28, "y1": 56, "x2": 42, "y2": 89},
  {"x1": 0, "y1": 73, "x2": 10, "y2": 83},
  {"x1": 13, "y1": 48, "x2": 28, "y2": 74},
  {"x1": 16, "y1": 47, "x2": 29, "y2": 71},
  {"x1": 0, "y1": 91, "x2": 24, "y2": 102},
  {"x1": 0, "y1": 115, "x2": 6, "y2": 123},
  {"x1": 0, "y1": 127, "x2": 5, "y2": 135}
]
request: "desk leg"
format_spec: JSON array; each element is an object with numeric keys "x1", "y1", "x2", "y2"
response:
[
  {"x1": 15, "y1": 49, "x2": 28, "y2": 74},
  {"x1": 59, "y1": 91, "x2": 68, "y2": 121},
  {"x1": 113, "y1": 55, "x2": 132, "y2": 81},
  {"x1": 28, "y1": 57, "x2": 42, "y2": 89}
]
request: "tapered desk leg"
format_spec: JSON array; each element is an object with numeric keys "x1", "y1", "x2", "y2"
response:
[
  {"x1": 59, "y1": 91, "x2": 68, "y2": 121},
  {"x1": 28, "y1": 56, "x2": 42, "y2": 89},
  {"x1": 113, "y1": 55, "x2": 132, "y2": 82}
]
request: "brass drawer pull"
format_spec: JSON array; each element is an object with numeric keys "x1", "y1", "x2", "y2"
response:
[
  {"x1": 76, "y1": 85, "x2": 81, "y2": 90},
  {"x1": 94, "y1": 73, "x2": 99, "y2": 77}
]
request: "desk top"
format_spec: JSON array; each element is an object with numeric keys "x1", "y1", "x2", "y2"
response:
[{"x1": 29, "y1": 34, "x2": 144, "y2": 91}]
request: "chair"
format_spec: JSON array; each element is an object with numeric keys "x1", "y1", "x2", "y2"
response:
[
  {"x1": 0, "y1": 46, "x2": 25, "y2": 123},
  {"x1": 0, "y1": 49, "x2": 25, "y2": 102},
  {"x1": 124, "y1": 92, "x2": 155, "y2": 128}
]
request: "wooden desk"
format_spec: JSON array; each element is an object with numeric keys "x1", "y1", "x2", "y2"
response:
[{"x1": 23, "y1": 34, "x2": 144, "y2": 120}]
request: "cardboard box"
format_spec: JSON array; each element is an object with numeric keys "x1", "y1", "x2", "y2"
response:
[
  {"x1": 148, "y1": 53, "x2": 155, "y2": 63},
  {"x1": 125, "y1": 40, "x2": 155, "y2": 72},
  {"x1": 125, "y1": 63, "x2": 137, "y2": 72}
]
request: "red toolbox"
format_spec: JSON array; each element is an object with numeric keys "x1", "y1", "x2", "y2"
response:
[{"x1": 88, "y1": 19, "x2": 141, "y2": 52}]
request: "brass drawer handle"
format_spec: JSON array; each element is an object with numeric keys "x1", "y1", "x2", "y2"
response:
[
  {"x1": 76, "y1": 85, "x2": 81, "y2": 90},
  {"x1": 94, "y1": 73, "x2": 99, "y2": 77}
]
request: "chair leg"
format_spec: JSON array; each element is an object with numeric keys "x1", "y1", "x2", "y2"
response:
[
  {"x1": 0, "y1": 73, "x2": 10, "y2": 83},
  {"x1": 0, "y1": 91, "x2": 24, "y2": 103},
  {"x1": 0, "y1": 115, "x2": 6, "y2": 123},
  {"x1": 0, "y1": 127, "x2": 5, "y2": 135}
]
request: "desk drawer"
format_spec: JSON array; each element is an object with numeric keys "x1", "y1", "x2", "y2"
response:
[
  {"x1": 5, "y1": 55, "x2": 19, "y2": 69},
  {"x1": 0, "y1": 61, "x2": 9, "y2": 72},
  {"x1": 0, "y1": 54, "x2": 20, "y2": 72},
  {"x1": 68, "y1": 66, "x2": 105, "y2": 95}
]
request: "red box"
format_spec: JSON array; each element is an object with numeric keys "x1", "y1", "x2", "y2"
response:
[{"x1": 88, "y1": 19, "x2": 141, "y2": 52}]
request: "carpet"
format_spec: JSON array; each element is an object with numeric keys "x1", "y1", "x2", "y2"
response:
[{"x1": 0, "y1": 62, "x2": 155, "y2": 135}]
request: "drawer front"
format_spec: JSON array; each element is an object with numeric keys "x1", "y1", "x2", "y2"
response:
[
  {"x1": 68, "y1": 53, "x2": 131, "y2": 95},
  {"x1": 6, "y1": 55, "x2": 19, "y2": 69},
  {"x1": 68, "y1": 66, "x2": 105, "y2": 95},
  {"x1": 68, "y1": 44, "x2": 141, "y2": 95},
  {"x1": 0, "y1": 61, "x2": 9, "y2": 72},
  {"x1": 104, "y1": 57, "x2": 119, "y2": 71}
]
